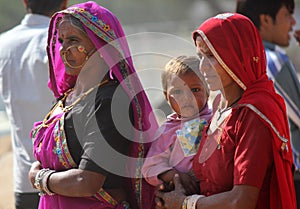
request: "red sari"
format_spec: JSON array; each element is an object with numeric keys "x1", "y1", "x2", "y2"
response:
[{"x1": 192, "y1": 13, "x2": 296, "y2": 209}]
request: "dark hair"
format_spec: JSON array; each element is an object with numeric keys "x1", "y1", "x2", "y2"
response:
[
  {"x1": 27, "y1": 0, "x2": 65, "y2": 16},
  {"x1": 235, "y1": 0, "x2": 294, "y2": 28}
]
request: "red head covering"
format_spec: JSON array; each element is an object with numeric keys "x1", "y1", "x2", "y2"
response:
[
  {"x1": 46, "y1": 2, "x2": 159, "y2": 208},
  {"x1": 193, "y1": 13, "x2": 296, "y2": 209}
]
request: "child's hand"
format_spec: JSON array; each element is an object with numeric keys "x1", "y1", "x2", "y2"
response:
[{"x1": 178, "y1": 172, "x2": 200, "y2": 195}]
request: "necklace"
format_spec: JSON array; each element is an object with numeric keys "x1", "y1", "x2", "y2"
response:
[
  {"x1": 42, "y1": 79, "x2": 109, "y2": 127},
  {"x1": 63, "y1": 79, "x2": 109, "y2": 112},
  {"x1": 217, "y1": 96, "x2": 241, "y2": 121}
]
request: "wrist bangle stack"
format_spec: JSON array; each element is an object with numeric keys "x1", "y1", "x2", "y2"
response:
[
  {"x1": 34, "y1": 168, "x2": 55, "y2": 196},
  {"x1": 182, "y1": 196, "x2": 188, "y2": 209},
  {"x1": 182, "y1": 194, "x2": 205, "y2": 209}
]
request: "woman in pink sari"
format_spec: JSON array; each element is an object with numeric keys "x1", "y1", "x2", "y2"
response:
[{"x1": 28, "y1": 1, "x2": 158, "y2": 209}]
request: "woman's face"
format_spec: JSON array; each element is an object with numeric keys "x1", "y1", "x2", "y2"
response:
[
  {"x1": 195, "y1": 36, "x2": 234, "y2": 92},
  {"x1": 58, "y1": 19, "x2": 96, "y2": 75},
  {"x1": 165, "y1": 71, "x2": 208, "y2": 118}
]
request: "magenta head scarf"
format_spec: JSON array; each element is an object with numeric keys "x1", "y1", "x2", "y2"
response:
[
  {"x1": 47, "y1": 2, "x2": 158, "y2": 208},
  {"x1": 193, "y1": 13, "x2": 296, "y2": 208}
]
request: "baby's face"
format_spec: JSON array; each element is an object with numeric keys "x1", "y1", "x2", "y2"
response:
[{"x1": 165, "y1": 71, "x2": 208, "y2": 118}]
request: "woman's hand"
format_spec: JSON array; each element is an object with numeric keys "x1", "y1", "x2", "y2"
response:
[
  {"x1": 155, "y1": 174, "x2": 186, "y2": 209},
  {"x1": 28, "y1": 161, "x2": 42, "y2": 188}
]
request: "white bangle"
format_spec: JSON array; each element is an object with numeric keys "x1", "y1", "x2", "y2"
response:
[
  {"x1": 41, "y1": 170, "x2": 55, "y2": 195},
  {"x1": 186, "y1": 194, "x2": 205, "y2": 209},
  {"x1": 34, "y1": 168, "x2": 55, "y2": 196},
  {"x1": 34, "y1": 168, "x2": 49, "y2": 195}
]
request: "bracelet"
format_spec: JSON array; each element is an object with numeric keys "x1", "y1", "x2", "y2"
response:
[
  {"x1": 186, "y1": 194, "x2": 205, "y2": 209},
  {"x1": 182, "y1": 196, "x2": 188, "y2": 209},
  {"x1": 41, "y1": 170, "x2": 55, "y2": 195},
  {"x1": 34, "y1": 168, "x2": 49, "y2": 195},
  {"x1": 34, "y1": 168, "x2": 55, "y2": 196}
]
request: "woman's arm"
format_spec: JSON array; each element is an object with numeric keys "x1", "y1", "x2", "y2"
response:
[
  {"x1": 29, "y1": 161, "x2": 106, "y2": 197},
  {"x1": 47, "y1": 168, "x2": 106, "y2": 197},
  {"x1": 28, "y1": 161, "x2": 105, "y2": 197},
  {"x1": 155, "y1": 174, "x2": 259, "y2": 209}
]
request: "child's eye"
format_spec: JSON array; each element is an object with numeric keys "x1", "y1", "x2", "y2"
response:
[{"x1": 191, "y1": 88, "x2": 200, "y2": 92}]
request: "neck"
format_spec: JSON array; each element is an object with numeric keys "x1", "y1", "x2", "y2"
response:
[
  {"x1": 73, "y1": 66, "x2": 109, "y2": 95},
  {"x1": 219, "y1": 85, "x2": 243, "y2": 110}
]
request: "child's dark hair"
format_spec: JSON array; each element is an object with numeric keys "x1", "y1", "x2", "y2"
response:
[
  {"x1": 236, "y1": 0, "x2": 294, "y2": 28},
  {"x1": 162, "y1": 55, "x2": 209, "y2": 96}
]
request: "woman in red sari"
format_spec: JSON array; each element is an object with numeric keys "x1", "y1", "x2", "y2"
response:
[
  {"x1": 155, "y1": 13, "x2": 296, "y2": 209},
  {"x1": 28, "y1": 1, "x2": 158, "y2": 209}
]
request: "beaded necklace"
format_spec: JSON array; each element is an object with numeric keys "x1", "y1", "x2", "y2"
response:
[{"x1": 42, "y1": 79, "x2": 109, "y2": 127}]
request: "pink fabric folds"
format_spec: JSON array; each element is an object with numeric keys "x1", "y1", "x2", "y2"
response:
[{"x1": 43, "y1": 1, "x2": 159, "y2": 209}]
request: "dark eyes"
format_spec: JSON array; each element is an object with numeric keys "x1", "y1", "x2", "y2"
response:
[
  {"x1": 171, "y1": 88, "x2": 201, "y2": 94},
  {"x1": 191, "y1": 88, "x2": 200, "y2": 92},
  {"x1": 57, "y1": 37, "x2": 78, "y2": 45}
]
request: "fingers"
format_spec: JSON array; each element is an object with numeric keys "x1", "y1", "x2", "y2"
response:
[
  {"x1": 28, "y1": 161, "x2": 42, "y2": 188},
  {"x1": 155, "y1": 197, "x2": 164, "y2": 207},
  {"x1": 155, "y1": 190, "x2": 164, "y2": 199},
  {"x1": 173, "y1": 174, "x2": 185, "y2": 193},
  {"x1": 155, "y1": 192, "x2": 165, "y2": 209}
]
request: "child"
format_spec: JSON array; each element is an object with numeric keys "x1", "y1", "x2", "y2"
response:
[{"x1": 142, "y1": 55, "x2": 212, "y2": 195}]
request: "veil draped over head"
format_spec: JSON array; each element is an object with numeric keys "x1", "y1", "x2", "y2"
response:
[
  {"x1": 47, "y1": 1, "x2": 158, "y2": 208},
  {"x1": 193, "y1": 13, "x2": 296, "y2": 209}
]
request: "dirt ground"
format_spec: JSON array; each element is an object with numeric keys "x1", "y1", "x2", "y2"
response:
[{"x1": 0, "y1": 135, "x2": 14, "y2": 209}]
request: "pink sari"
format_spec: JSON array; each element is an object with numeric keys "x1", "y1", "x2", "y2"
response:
[
  {"x1": 32, "y1": 1, "x2": 158, "y2": 208},
  {"x1": 32, "y1": 113, "x2": 128, "y2": 209}
]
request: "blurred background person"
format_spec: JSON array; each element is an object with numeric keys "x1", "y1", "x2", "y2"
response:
[
  {"x1": 0, "y1": 0, "x2": 68, "y2": 208},
  {"x1": 236, "y1": 1, "x2": 300, "y2": 207}
]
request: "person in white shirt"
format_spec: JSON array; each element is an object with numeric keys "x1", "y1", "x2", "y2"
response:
[{"x1": 0, "y1": 0, "x2": 68, "y2": 208}]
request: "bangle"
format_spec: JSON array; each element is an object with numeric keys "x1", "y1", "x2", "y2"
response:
[
  {"x1": 182, "y1": 196, "x2": 188, "y2": 209},
  {"x1": 34, "y1": 168, "x2": 55, "y2": 196},
  {"x1": 41, "y1": 170, "x2": 55, "y2": 195},
  {"x1": 34, "y1": 168, "x2": 49, "y2": 195},
  {"x1": 186, "y1": 194, "x2": 205, "y2": 209}
]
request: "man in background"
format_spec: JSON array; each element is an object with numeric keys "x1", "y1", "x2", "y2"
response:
[
  {"x1": 236, "y1": 0, "x2": 300, "y2": 208},
  {"x1": 0, "y1": 0, "x2": 68, "y2": 208}
]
